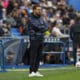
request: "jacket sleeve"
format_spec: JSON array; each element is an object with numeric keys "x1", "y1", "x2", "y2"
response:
[{"x1": 28, "y1": 17, "x2": 48, "y2": 33}]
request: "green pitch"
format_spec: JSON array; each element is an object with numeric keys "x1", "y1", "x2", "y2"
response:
[{"x1": 0, "y1": 66, "x2": 80, "y2": 80}]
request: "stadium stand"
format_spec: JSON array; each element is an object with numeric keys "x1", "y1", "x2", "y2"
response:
[{"x1": 0, "y1": 0, "x2": 80, "y2": 71}]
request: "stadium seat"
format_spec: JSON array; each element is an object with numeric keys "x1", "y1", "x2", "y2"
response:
[{"x1": 10, "y1": 28, "x2": 21, "y2": 36}]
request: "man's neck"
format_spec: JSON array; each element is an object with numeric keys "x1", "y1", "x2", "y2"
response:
[{"x1": 33, "y1": 12, "x2": 40, "y2": 18}]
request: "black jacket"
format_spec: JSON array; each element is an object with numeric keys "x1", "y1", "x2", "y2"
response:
[
  {"x1": 28, "y1": 13, "x2": 48, "y2": 40},
  {"x1": 70, "y1": 23, "x2": 80, "y2": 43}
]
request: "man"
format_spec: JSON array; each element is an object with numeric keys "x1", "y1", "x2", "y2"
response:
[
  {"x1": 70, "y1": 20, "x2": 80, "y2": 65},
  {"x1": 28, "y1": 4, "x2": 48, "y2": 77}
]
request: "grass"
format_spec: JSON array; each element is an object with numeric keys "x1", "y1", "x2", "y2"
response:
[{"x1": 0, "y1": 66, "x2": 80, "y2": 80}]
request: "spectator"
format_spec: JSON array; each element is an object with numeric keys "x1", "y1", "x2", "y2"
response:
[
  {"x1": 19, "y1": 17, "x2": 29, "y2": 35},
  {"x1": 51, "y1": 20, "x2": 69, "y2": 38},
  {"x1": 6, "y1": 13, "x2": 16, "y2": 27}
]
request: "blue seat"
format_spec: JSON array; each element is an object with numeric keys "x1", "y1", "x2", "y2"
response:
[{"x1": 10, "y1": 28, "x2": 21, "y2": 36}]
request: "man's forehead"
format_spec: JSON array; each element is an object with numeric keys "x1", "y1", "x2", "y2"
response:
[{"x1": 36, "y1": 7, "x2": 42, "y2": 10}]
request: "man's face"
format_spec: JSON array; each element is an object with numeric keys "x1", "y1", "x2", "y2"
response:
[{"x1": 34, "y1": 7, "x2": 42, "y2": 16}]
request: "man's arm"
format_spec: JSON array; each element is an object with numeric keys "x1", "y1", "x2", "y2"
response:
[{"x1": 28, "y1": 17, "x2": 48, "y2": 33}]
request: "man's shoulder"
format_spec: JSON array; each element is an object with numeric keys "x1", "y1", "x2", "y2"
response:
[
  {"x1": 28, "y1": 13, "x2": 32, "y2": 19},
  {"x1": 28, "y1": 13, "x2": 34, "y2": 22}
]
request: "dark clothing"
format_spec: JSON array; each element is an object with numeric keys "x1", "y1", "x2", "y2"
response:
[
  {"x1": 68, "y1": 13, "x2": 77, "y2": 20},
  {"x1": 28, "y1": 13, "x2": 48, "y2": 40},
  {"x1": 70, "y1": 23, "x2": 80, "y2": 65},
  {"x1": 0, "y1": 27, "x2": 4, "y2": 36},
  {"x1": 28, "y1": 13, "x2": 48, "y2": 73},
  {"x1": 70, "y1": 23, "x2": 80, "y2": 43},
  {"x1": 13, "y1": 16, "x2": 22, "y2": 28},
  {"x1": 21, "y1": 24, "x2": 28, "y2": 35},
  {"x1": 29, "y1": 39, "x2": 43, "y2": 73},
  {"x1": 0, "y1": 5, "x2": 3, "y2": 20},
  {"x1": 6, "y1": 1, "x2": 14, "y2": 14}
]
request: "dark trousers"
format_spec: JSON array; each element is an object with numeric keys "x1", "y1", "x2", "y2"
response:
[
  {"x1": 73, "y1": 42, "x2": 77, "y2": 65},
  {"x1": 29, "y1": 39, "x2": 43, "y2": 73}
]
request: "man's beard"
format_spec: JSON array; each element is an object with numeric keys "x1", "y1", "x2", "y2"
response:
[
  {"x1": 36, "y1": 12, "x2": 41, "y2": 17},
  {"x1": 37, "y1": 14, "x2": 41, "y2": 17},
  {"x1": 33, "y1": 12, "x2": 41, "y2": 17}
]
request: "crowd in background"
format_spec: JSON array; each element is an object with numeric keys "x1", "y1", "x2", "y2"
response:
[
  {"x1": 0, "y1": 0, "x2": 80, "y2": 65},
  {"x1": 0, "y1": 0, "x2": 80, "y2": 36}
]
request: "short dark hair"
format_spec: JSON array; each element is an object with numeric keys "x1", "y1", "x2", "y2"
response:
[{"x1": 33, "y1": 4, "x2": 40, "y2": 10}]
